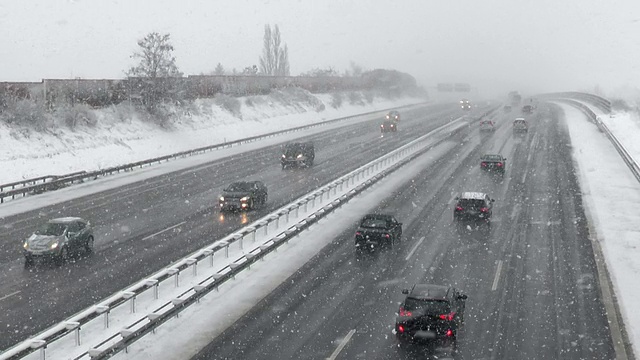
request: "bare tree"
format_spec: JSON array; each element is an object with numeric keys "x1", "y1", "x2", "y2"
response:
[
  {"x1": 214, "y1": 63, "x2": 225, "y2": 75},
  {"x1": 259, "y1": 24, "x2": 290, "y2": 76},
  {"x1": 127, "y1": 32, "x2": 182, "y2": 112}
]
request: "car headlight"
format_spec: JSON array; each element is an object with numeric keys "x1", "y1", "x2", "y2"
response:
[
  {"x1": 23, "y1": 242, "x2": 29, "y2": 250},
  {"x1": 281, "y1": 154, "x2": 286, "y2": 158},
  {"x1": 50, "y1": 242, "x2": 59, "y2": 249},
  {"x1": 240, "y1": 196, "x2": 250, "y2": 202},
  {"x1": 219, "y1": 196, "x2": 225, "y2": 202},
  {"x1": 386, "y1": 115, "x2": 390, "y2": 119},
  {"x1": 296, "y1": 154, "x2": 303, "y2": 159}
]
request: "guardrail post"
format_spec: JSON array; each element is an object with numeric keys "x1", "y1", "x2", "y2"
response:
[
  {"x1": 96, "y1": 305, "x2": 110, "y2": 329},
  {"x1": 187, "y1": 258, "x2": 197, "y2": 276},
  {"x1": 145, "y1": 279, "x2": 159, "y2": 299},
  {"x1": 275, "y1": 215, "x2": 280, "y2": 230},
  {"x1": 234, "y1": 234, "x2": 243, "y2": 250},
  {"x1": 122, "y1": 291, "x2": 136, "y2": 313},
  {"x1": 65, "y1": 322, "x2": 81, "y2": 346},
  {"x1": 30, "y1": 340, "x2": 46, "y2": 360},
  {"x1": 295, "y1": 204, "x2": 299, "y2": 218},
  {"x1": 285, "y1": 209, "x2": 290, "y2": 223},
  {"x1": 204, "y1": 249, "x2": 214, "y2": 267},
  {"x1": 225, "y1": 244, "x2": 230, "y2": 258},
  {"x1": 168, "y1": 268, "x2": 179, "y2": 287}
]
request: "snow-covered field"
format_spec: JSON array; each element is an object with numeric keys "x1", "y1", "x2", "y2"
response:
[
  {"x1": 0, "y1": 90, "x2": 424, "y2": 184},
  {"x1": 3, "y1": 96, "x2": 639, "y2": 359}
]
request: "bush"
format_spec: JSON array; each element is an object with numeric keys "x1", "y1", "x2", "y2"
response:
[
  {"x1": 331, "y1": 92, "x2": 343, "y2": 109},
  {"x1": 215, "y1": 94, "x2": 242, "y2": 117},
  {"x1": 0, "y1": 99, "x2": 48, "y2": 130},
  {"x1": 348, "y1": 91, "x2": 365, "y2": 106},
  {"x1": 364, "y1": 91, "x2": 374, "y2": 104},
  {"x1": 55, "y1": 104, "x2": 98, "y2": 129}
]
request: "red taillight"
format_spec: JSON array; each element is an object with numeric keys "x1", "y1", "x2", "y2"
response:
[
  {"x1": 355, "y1": 231, "x2": 362, "y2": 236},
  {"x1": 497, "y1": 162, "x2": 503, "y2": 167},
  {"x1": 446, "y1": 329, "x2": 454, "y2": 337},
  {"x1": 438, "y1": 312, "x2": 455, "y2": 321},
  {"x1": 481, "y1": 162, "x2": 487, "y2": 167},
  {"x1": 398, "y1": 325, "x2": 405, "y2": 333},
  {"x1": 480, "y1": 207, "x2": 489, "y2": 213},
  {"x1": 399, "y1": 308, "x2": 412, "y2": 317},
  {"x1": 384, "y1": 234, "x2": 390, "y2": 238},
  {"x1": 455, "y1": 206, "x2": 463, "y2": 211}
]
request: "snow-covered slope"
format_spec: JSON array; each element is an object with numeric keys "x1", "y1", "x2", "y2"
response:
[{"x1": 0, "y1": 90, "x2": 423, "y2": 184}]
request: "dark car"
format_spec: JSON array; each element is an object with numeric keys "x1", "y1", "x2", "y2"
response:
[
  {"x1": 480, "y1": 154, "x2": 506, "y2": 174},
  {"x1": 281, "y1": 142, "x2": 314, "y2": 169},
  {"x1": 522, "y1": 104, "x2": 533, "y2": 114},
  {"x1": 386, "y1": 110, "x2": 401, "y2": 122},
  {"x1": 395, "y1": 284, "x2": 467, "y2": 344},
  {"x1": 354, "y1": 214, "x2": 402, "y2": 252},
  {"x1": 23, "y1": 217, "x2": 94, "y2": 267},
  {"x1": 479, "y1": 119, "x2": 495, "y2": 132},
  {"x1": 503, "y1": 104, "x2": 512, "y2": 112},
  {"x1": 460, "y1": 99, "x2": 471, "y2": 110},
  {"x1": 453, "y1": 192, "x2": 494, "y2": 222},
  {"x1": 513, "y1": 118, "x2": 528, "y2": 133},
  {"x1": 380, "y1": 120, "x2": 397, "y2": 133},
  {"x1": 219, "y1": 181, "x2": 268, "y2": 212}
]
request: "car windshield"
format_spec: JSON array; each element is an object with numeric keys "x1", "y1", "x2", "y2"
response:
[
  {"x1": 404, "y1": 299, "x2": 451, "y2": 315},
  {"x1": 35, "y1": 223, "x2": 67, "y2": 236},
  {"x1": 225, "y1": 183, "x2": 252, "y2": 192},
  {"x1": 284, "y1": 145, "x2": 303, "y2": 155},
  {"x1": 360, "y1": 218, "x2": 389, "y2": 228}
]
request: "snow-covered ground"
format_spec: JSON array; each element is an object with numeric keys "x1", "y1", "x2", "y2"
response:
[
  {"x1": 0, "y1": 90, "x2": 424, "y2": 184},
  {"x1": 3, "y1": 96, "x2": 640, "y2": 359}
]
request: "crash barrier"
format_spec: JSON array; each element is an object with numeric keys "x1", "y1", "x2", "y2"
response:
[
  {"x1": 0, "y1": 110, "x2": 480, "y2": 360},
  {"x1": 0, "y1": 103, "x2": 427, "y2": 204},
  {"x1": 538, "y1": 92, "x2": 611, "y2": 114},
  {"x1": 557, "y1": 99, "x2": 640, "y2": 185}
]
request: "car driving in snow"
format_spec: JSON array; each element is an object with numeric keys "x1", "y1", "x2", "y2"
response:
[
  {"x1": 480, "y1": 154, "x2": 506, "y2": 174},
  {"x1": 354, "y1": 214, "x2": 402, "y2": 253},
  {"x1": 460, "y1": 99, "x2": 471, "y2": 110},
  {"x1": 381, "y1": 120, "x2": 397, "y2": 133},
  {"x1": 453, "y1": 192, "x2": 494, "y2": 223},
  {"x1": 23, "y1": 217, "x2": 94, "y2": 267},
  {"x1": 395, "y1": 284, "x2": 467, "y2": 346},
  {"x1": 281, "y1": 142, "x2": 315, "y2": 169},
  {"x1": 386, "y1": 110, "x2": 401, "y2": 122},
  {"x1": 219, "y1": 181, "x2": 268, "y2": 212},
  {"x1": 513, "y1": 118, "x2": 528, "y2": 133},
  {"x1": 479, "y1": 119, "x2": 496, "y2": 132}
]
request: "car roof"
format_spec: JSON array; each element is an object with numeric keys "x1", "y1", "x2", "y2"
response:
[
  {"x1": 460, "y1": 192, "x2": 486, "y2": 200},
  {"x1": 515, "y1": 118, "x2": 526, "y2": 121},
  {"x1": 409, "y1": 284, "x2": 451, "y2": 300},
  {"x1": 49, "y1": 217, "x2": 84, "y2": 224},
  {"x1": 481, "y1": 154, "x2": 503, "y2": 159},
  {"x1": 361, "y1": 213, "x2": 394, "y2": 220}
]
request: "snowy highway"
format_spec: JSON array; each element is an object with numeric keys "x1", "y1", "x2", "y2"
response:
[
  {"x1": 0, "y1": 102, "x2": 467, "y2": 351},
  {"x1": 190, "y1": 103, "x2": 616, "y2": 360}
]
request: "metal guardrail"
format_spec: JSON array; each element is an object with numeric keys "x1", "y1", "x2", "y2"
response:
[
  {"x1": 557, "y1": 98, "x2": 640, "y2": 184},
  {"x1": 0, "y1": 111, "x2": 477, "y2": 360},
  {"x1": 0, "y1": 103, "x2": 427, "y2": 204},
  {"x1": 538, "y1": 92, "x2": 611, "y2": 114}
]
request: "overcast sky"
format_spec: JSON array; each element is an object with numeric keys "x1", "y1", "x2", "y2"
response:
[{"x1": 1, "y1": 0, "x2": 640, "y2": 97}]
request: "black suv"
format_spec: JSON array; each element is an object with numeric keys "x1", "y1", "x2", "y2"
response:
[
  {"x1": 354, "y1": 214, "x2": 402, "y2": 252},
  {"x1": 395, "y1": 284, "x2": 467, "y2": 344},
  {"x1": 23, "y1": 217, "x2": 94, "y2": 266},
  {"x1": 386, "y1": 110, "x2": 401, "y2": 122},
  {"x1": 219, "y1": 181, "x2": 268, "y2": 212},
  {"x1": 480, "y1": 154, "x2": 506, "y2": 174},
  {"x1": 281, "y1": 142, "x2": 315, "y2": 169},
  {"x1": 453, "y1": 192, "x2": 494, "y2": 222}
]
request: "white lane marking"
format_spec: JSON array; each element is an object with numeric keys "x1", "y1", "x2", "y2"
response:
[
  {"x1": 327, "y1": 329, "x2": 356, "y2": 360},
  {"x1": 492, "y1": 260, "x2": 503, "y2": 291},
  {"x1": 0, "y1": 290, "x2": 21, "y2": 302},
  {"x1": 142, "y1": 221, "x2": 187, "y2": 241},
  {"x1": 405, "y1": 237, "x2": 425, "y2": 261}
]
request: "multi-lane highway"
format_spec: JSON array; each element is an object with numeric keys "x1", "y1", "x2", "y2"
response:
[
  {"x1": 0, "y1": 102, "x2": 473, "y2": 351},
  {"x1": 191, "y1": 104, "x2": 616, "y2": 359}
]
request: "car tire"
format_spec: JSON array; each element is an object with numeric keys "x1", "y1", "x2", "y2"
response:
[
  {"x1": 85, "y1": 236, "x2": 94, "y2": 253},
  {"x1": 55, "y1": 247, "x2": 68, "y2": 266},
  {"x1": 24, "y1": 256, "x2": 34, "y2": 268}
]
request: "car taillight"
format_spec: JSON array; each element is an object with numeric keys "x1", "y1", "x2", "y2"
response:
[
  {"x1": 384, "y1": 234, "x2": 390, "y2": 238},
  {"x1": 399, "y1": 308, "x2": 412, "y2": 316},
  {"x1": 355, "y1": 231, "x2": 362, "y2": 237},
  {"x1": 455, "y1": 206, "x2": 463, "y2": 211},
  {"x1": 398, "y1": 325, "x2": 405, "y2": 333},
  {"x1": 446, "y1": 329, "x2": 454, "y2": 337},
  {"x1": 480, "y1": 207, "x2": 489, "y2": 213},
  {"x1": 497, "y1": 162, "x2": 503, "y2": 167},
  {"x1": 438, "y1": 312, "x2": 455, "y2": 321},
  {"x1": 481, "y1": 162, "x2": 487, "y2": 167}
]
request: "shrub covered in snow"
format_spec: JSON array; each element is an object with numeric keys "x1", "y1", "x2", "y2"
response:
[
  {"x1": 0, "y1": 99, "x2": 49, "y2": 130},
  {"x1": 331, "y1": 92, "x2": 343, "y2": 109},
  {"x1": 55, "y1": 104, "x2": 98, "y2": 129},
  {"x1": 215, "y1": 94, "x2": 242, "y2": 117}
]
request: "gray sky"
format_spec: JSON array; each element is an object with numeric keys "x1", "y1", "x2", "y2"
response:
[{"x1": 1, "y1": 0, "x2": 640, "y2": 96}]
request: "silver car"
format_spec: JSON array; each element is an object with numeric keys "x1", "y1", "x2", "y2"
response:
[{"x1": 23, "y1": 217, "x2": 94, "y2": 267}]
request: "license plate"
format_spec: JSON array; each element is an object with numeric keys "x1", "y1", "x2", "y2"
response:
[{"x1": 414, "y1": 330, "x2": 436, "y2": 339}]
